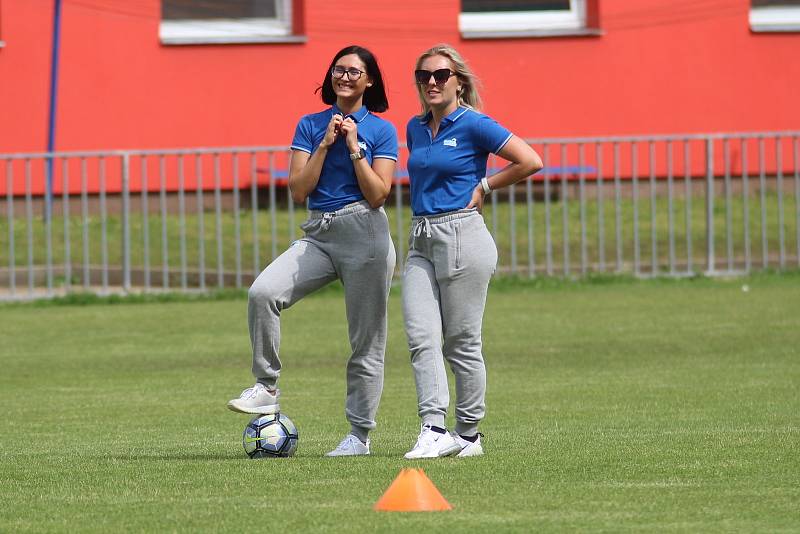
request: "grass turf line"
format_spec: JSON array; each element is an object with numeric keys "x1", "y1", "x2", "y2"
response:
[{"x1": 0, "y1": 276, "x2": 798, "y2": 531}]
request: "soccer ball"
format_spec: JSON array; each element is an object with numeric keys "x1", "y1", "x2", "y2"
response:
[{"x1": 242, "y1": 413, "x2": 299, "y2": 458}]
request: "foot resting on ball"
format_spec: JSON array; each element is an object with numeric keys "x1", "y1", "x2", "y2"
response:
[{"x1": 227, "y1": 383, "x2": 280, "y2": 414}]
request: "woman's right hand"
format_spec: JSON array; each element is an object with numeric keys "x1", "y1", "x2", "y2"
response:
[
  {"x1": 321, "y1": 113, "x2": 344, "y2": 148},
  {"x1": 466, "y1": 184, "x2": 486, "y2": 212}
]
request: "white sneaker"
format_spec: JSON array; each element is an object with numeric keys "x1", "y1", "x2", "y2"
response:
[
  {"x1": 454, "y1": 433, "x2": 484, "y2": 458},
  {"x1": 226, "y1": 383, "x2": 280, "y2": 414},
  {"x1": 404, "y1": 424, "x2": 462, "y2": 459},
  {"x1": 326, "y1": 434, "x2": 370, "y2": 457}
]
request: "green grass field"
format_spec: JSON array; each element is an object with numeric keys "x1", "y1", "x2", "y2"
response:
[{"x1": 1, "y1": 275, "x2": 799, "y2": 532}]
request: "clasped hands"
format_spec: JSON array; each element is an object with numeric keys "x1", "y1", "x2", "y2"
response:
[{"x1": 322, "y1": 113, "x2": 359, "y2": 153}]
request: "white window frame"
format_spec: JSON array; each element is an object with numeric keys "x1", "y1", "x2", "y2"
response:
[
  {"x1": 749, "y1": 3, "x2": 800, "y2": 32},
  {"x1": 160, "y1": 0, "x2": 303, "y2": 45},
  {"x1": 460, "y1": 0, "x2": 593, "y2": 38}
]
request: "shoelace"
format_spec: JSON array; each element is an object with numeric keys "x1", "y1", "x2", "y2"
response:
[
  {"x1": 415, "y1": 426, "x2": 440, "y2": 448},
  {"x1": 335, "y1": 435, "x2": 358, "y2": 452},
  {"x1": 241, "y1": 385, "x2": 275, "y2": 399},
  {"x1": 241, "y1": 386, "x2": 259, "y2": 399}
]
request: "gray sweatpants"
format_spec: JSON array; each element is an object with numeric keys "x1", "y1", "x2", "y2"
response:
[
  {"x1": 402, "y1": 208, "x2": 498, "y2": 437},
  {"x1": 248, "y1": 200, "x2": 395, "y2": 436}
]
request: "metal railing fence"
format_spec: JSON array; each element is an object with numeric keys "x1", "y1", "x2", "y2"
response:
[{"x1": 1, "y1": 131, "x2": 798, "y2": 300}]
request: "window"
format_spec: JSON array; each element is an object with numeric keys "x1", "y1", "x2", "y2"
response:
[
  {"x1": 160, "y1": 0, "x2": 304, "y2": 45},
  {"x1": 750, "y1": 0, "x2": 800, "y2": 32},
  {"x1": 460, "y1": 0, "x2": 599, "y2": 38}
]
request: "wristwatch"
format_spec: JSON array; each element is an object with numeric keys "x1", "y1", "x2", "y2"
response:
[{"x1": 350, "y1": 148, "x2": 366, "y2": 161}]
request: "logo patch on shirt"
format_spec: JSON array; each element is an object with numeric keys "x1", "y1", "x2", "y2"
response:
[
  {"x1": 358, "y1": 141, "x2": 367, "y2": 151},
  {"x1": 443, "y1": 138, "x2": 458, "y2": 147}
]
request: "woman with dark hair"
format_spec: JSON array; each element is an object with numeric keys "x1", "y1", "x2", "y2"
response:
[{"x1": 227, "y1": 45, "x2": 398, "y2": 457}]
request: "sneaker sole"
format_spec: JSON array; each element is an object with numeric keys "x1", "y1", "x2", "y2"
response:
[
  {"x1": 456, "y1": 446, "x2": 484, "y2": 458},
  {"x1": 403, "y1": 443, "x2": 462, "y2": 460},
  {"x1": 439, "y1": 442, "x2": 463, "y2": 457},
  {"x1": 226, "y1": 401, "x2": 280, "y2": 415}
]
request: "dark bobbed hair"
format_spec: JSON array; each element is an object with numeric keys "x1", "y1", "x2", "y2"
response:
[{"x1": 319, "y1": 45, "x2": 389, "y2": 113}]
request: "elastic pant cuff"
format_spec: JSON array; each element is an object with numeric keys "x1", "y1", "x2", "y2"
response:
[
  {"x1": 422, "y1": 415, "x2": 446, "y2": 429},
  {"x1": 256, "y1": 378, "x2": 278, "y2": 391},
  {"x1": 350, "y1": 425, "x2": 370, "y2": 444},
  {"x1": 455, "y1": 422, "x2": 479, "y2": 437}
]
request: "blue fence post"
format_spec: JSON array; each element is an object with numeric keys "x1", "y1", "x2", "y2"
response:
[{"x1": 46, "y1": 0, "x2": 63, "y2": 219}]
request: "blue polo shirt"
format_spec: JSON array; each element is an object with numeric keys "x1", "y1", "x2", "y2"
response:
[
  {"x1": 291, "y1": 105, "x2": 398, "y2": 212},
  {"x1": 406, "y1": 106, "x2": 512, "y2": 216}
]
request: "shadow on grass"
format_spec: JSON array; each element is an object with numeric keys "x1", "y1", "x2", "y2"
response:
[{"x1": 100, "y1": 452, "x2": 244, "y2": 462}]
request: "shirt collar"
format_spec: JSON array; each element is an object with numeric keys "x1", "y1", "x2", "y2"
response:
[
  {"x1": 332, "y1": 104, "x2": 369, "y2": 123},
  {"x1": 418, "y1": 106, "x2": 470, "y2": 125}
]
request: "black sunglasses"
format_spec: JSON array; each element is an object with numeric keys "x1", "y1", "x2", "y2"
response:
[{"x1": 415, "y1": 68, "x2": 456, "y2": 85}]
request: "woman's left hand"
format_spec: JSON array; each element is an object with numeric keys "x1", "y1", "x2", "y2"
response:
[
  {"x1": 340, "y1": 118, "x2": 360, "y2": 153},
  {"x1": 466, "y1": 184, "x2": 485, "y2": 212}
]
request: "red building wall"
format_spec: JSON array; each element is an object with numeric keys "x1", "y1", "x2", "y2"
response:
[{"x1": 0, "y1": 0, "x2": 798, "y2": 154}]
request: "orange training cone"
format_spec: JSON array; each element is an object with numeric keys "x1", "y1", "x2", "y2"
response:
[{"x1": 374, "y1": 468, "x2": 453, "y2": 512}]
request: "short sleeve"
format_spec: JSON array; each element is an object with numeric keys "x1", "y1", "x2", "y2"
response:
[
  {"x1": 372, "y1": 121, "x2": 399, "y2": 161},
  {"x1": 290, "y1": 116, "x2": 313, "y2": 154},
  {"x1": 476, "y1": 114, "x2": 513, "y2": 154}
]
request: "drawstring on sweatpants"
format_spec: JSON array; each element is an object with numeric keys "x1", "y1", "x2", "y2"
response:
[
  {"x1": 320, "y1": 212, "x2": 334, "y2": 231},
  {"x1": 413, "y1": 217, "x2": 432, "y2": 238},
  {"x1": 412, "y1": 217, "x2": 431, "y2": 248}
]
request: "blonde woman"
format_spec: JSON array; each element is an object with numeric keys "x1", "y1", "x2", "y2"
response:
[{"x1": 402, "y1": 44, "x2": 543, "y2": 459}]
